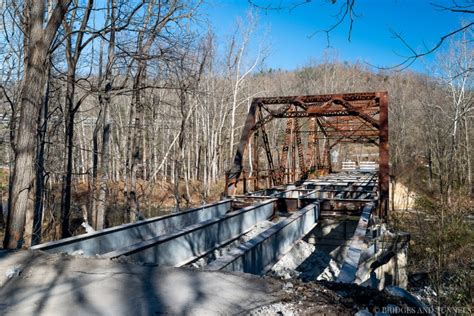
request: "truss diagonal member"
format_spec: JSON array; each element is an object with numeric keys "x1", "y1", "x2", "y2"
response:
[
  {"x1": 316, "y1": 117, "x2": 328, "y2": 136},
  {"x1": 253, "y1": 104, "x2": 291, "y2": 131},
  {"x1": 278, "y1": 106, "x2": 295, "y2": 184},
  {"x1": 333, "y1": 98, "x2": 380, "y2": 129},
  {"x1": 258, "y1": 108, "x2": 276, "y2": 186},
  {"x1": 318, "y1": 117, "x2": 378, "y2": 147},
  {"x1": 314, "y1": 124, "x2": 321, "y2": 168},
  {"x1": 307, "y1": 118, "x2": 319, "y2": 169},
  {"x1": 294, "y1": 118, "x2": 307, "y2": 176},
  {"x1": 292, "y1": 96, "x2": 308, "y2": 110},
  {"x1": 322, "y1": 117, "x2": 376, "y2": 140}
]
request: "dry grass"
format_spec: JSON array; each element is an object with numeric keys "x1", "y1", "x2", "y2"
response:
[
  {"x1": 0, "y1": 177, "x2": 227, "y2": 246},
  {"x1": 391, "y1": 194, "x2": 473, "y2": 309}
]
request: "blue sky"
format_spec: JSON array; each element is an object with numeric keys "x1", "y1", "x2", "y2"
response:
[{"x1": 200, "y1": 0, "x2": 470, "y2": 72}]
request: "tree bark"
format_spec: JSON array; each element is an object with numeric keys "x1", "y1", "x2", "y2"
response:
[
  {"x1": 94, "y1": 0, "x2": 115, "y2": 230},
  {"x1": 60, "y1": 72, "x2": 75, "y2": 238},
  {"x1": 31, "y1": 66, "x2": 51, "y2": 246},
  {"x1": 60, "y1": 0, "x2": 93, "y2": 238},
  {"x1": 4, "y1": 0, "x2": 71, "y2": 249}
]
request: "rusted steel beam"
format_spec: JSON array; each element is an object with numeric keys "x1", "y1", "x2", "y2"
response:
[
  {"x1": 378, "y1": 92, "x2": 389, "y2": 219},
  {"x1": 294, "y1": 118, "x2": 307, "y2": 177},
  {"x1": 324, "y1": 130, "x2": 379, "y2": 136},
  {"x1": 253, "y1": 104, "x2": 291, "y2": 131},
  {"x1": 320, "y1": 117, "x2": 378, "y2": 140},
  {"x1": 334, "y1": 98, "x2": 380, "y2": 129},
  {"x1": 278, "y1": 107, "x2": 294, "y2": 184},
  {"x1": 307, "y1": 105, "x2": 371, "y2": 115},
  {"x1": 253, "y1": 131, "x2": 259, "y2": 191},
  {"x1": 227, "y1": 99, "x2": 259, "y2": 195},
  {"x1": 291, "y1": 122, "x2": 297, "y2": 182},
  {"x1": 258, "y1": 108, "x2": 276, "y2": 186},
  {"x1": 273, "y1": 109, "x2": 380, "y2": 118},
  {"x1": 257, "y1": 92, "x2": 377, "y2": 105},
  {"x1": 330, "y1": 136, "x2": 379, "y2": 147},
  {"x1": 307, "y1": 118, "x2": 320, "y2": 169},
  {"x1": 323, "y1": 136, "x2": 332, "y2": 172},
  {"x1": 275, "y1": 110, "x2": 351, "y2": 118}
]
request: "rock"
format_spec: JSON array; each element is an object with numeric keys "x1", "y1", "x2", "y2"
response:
[
  {"x1": 269, "y1": 239, "x2": 342, "y2": 282},
  {"x1": 5, "y1": 265, "x2": 22, "y2": 279},
  {"x1": 316, "y1": 258, "x2": 340, "y2": 281},
  {"x1": 283, "y1": 282, "x2": 294, "y2": 291},
  {"x1": 71, "y1": 250, "x2": 84, "y2": 256},
  {"x1": 249, "y1": 302, "x2": 297, "y2": 316},
  {"x1": 81, "y1": 222, "x2": 95, "y2": 233}
]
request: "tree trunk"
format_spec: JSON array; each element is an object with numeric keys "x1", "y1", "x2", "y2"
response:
[
  {"x1": 94, "y1": 0, "x2": 115, "y2": 229},
  {"x1": 125, "y1": 67, "x2": 142, "y2": 222},
  {"x1": 463, "y1": 116, "x2": 472, "y2": 194},
  {"x1": 95, "y1": 94, "x2": 111, "y2": 229},
  {"x1": 31, "y1": 67, "x2": 51, "y2": 246},
  {"x1": 4, "y1": 0, "x2": 71, "y2": 249},
  {"x1": 60, "y1": 73, "x2": 75, "y2": 238}
]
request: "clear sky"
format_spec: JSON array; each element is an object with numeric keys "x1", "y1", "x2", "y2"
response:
[{"x1": 200, "y1": 0, "x2": 471, "y2": 72}]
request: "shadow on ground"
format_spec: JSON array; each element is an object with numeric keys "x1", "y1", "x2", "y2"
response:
[{"x1": 0, "y1": 250, "x2": 281, "y2": 315}]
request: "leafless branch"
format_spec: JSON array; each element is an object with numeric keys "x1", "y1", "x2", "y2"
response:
[
  {"x1": 430, "y1": 1, "x2": 474, "y2": 14},
  {"x1": 248, "y1": 0, "x2": 357, "y2": 44},
  {"x1": 372, "y1": 22, "x2": 474, "y2": 71}
]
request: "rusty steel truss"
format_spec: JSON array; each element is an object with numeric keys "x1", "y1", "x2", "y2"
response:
[{"x1": 225, "y1": 92, "x2": 389, "y2": 219}]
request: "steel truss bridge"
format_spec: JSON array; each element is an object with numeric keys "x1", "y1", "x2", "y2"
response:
[{"x1": 33, "y1": 92, "x2": 401, "y2": 289}]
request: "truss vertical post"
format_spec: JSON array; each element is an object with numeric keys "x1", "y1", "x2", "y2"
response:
[
  {"x1": 315, "y1": 124, "x2": 321, "y2": 168},
  {"x1": 295, "y1": 118, "x2": 306, "y2": 179},
  {"x1": 326, "y1": 142, "x2": 332, "y2": 173},
  {"x1": 291, "y1": 124, "x2": 296, "y2": 182},
  {"x1": 378, "y1": 92, "x2": 389, "y2": 220},
  {"x1": 322, "y1": 136, "x2": 332, "y2": 173},
  {"x1": 279, "y1": 107, "x2": 294, "y2": 184},
  {"x1": 253, "y1": 131, "x2": 259, "y2": 191},
  {"x1": 307, "y1": 118, "x2": 320, "y2": 170},
  {"x1": 307, "y1": 118, "x2": 315, "y2": 168}
]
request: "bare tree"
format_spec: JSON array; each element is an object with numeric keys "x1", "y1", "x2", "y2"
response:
[
  {"x1": 59, "y1": 0, "x2": 95, "y2": 238},
  {"x1": 4, "y1": 0, "x2": 71, "y2": 249},
  {"x1": 227, "y1": 13, "x2": 262, "y2": 167},
  {"x1": 124, "y1": 0, "x2": 199, "y2": 221},
  {"x1": 92, "y1": 0, "x2": 116, "y2": 230}
]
